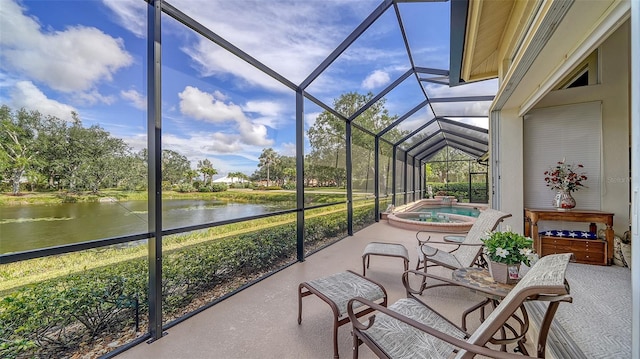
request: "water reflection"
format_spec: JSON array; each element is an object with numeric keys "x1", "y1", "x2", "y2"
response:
[{"x1": 0, "y1": 200, "x2": 290, "y2": 254}]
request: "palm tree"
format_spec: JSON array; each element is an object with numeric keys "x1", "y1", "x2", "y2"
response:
[
  {"x1": 197, "y1": 159, "x2": 217, "y2": 186},
  {"x1": 258, "y1": 148, "x2": 278, "y2": 187}
]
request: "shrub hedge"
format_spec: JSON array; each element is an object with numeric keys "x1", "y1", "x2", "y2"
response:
[
  {"x1": 0, "y1": 204, "x2": 376, "y2": 358},
  {"x1": 426, "y1": 182, "x2": 488, "y2": 202}
]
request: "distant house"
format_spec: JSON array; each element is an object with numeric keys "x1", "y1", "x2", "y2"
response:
[{"x1": 211, "y1": 174, "x2": 246, "y2": 185}]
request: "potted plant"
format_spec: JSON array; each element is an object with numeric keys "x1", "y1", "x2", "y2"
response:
[
  {"x1": 482, "y1": 230, "x2": 535, "y2": 284},
  {"x1": 544, "y1": 159, "x2": 588, "y2": 210}
]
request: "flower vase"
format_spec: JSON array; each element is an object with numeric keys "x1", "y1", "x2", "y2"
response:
[
  {"x1": 552, "y1": 190, "x2": 576, "y2": 210},
  {"x1": 488, "y1": 261, "x2": 520, "y2": 284}
]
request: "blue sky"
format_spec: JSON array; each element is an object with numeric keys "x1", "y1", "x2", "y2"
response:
[{"x1": 0, "y1": 0, "x2": 496, "y2": 177}]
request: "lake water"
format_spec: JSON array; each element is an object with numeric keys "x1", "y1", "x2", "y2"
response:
[{"x1": 0, "y1": 200, "x2": 292, "y2": 254}]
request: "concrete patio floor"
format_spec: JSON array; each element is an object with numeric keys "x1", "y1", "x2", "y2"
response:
[{"x1": 114, "y1": 220, "x2": 630, "y2": 359}]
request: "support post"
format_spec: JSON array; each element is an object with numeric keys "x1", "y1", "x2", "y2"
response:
[
  {"x1": 296, "y1": 89, "x2": 305, "y2": 261},
  {"x1": 346, "y1": 122, "x2": 353, "y2": 235},
  {"x1": 392, "y1": 146, "x2": 397, "y2": 206},
  {"x1": 374, "y1": 137, "x2": 380, "y2": 222},
  {"x1": 147, "y1": 0, "x2": 163, "y2": 342}
]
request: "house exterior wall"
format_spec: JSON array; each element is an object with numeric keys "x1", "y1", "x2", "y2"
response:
[
  {"x1": 491, "y1": 4, "x2": 631, "y2": 235},
  {"x1": 531, "y1": 21, "x2": 630, "y2": 233}
]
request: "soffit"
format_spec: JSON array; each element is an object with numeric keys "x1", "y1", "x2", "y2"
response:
[
  {"x1": 459, "y1": 0, "x2": 539, "y2": 83},
  {"x1": 461, "y1": 0, "x2": 514, "y2": 82},
  {"x1": 497, "y1": 0, "x2": 629, "y2": 113}
]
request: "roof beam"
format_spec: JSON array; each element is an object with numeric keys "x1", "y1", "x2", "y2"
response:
[
  {"x1": 393, "y1": 117, "x2": 438, "y2": 146},
  {"x1": 428, "y1": 95, "x2": 495, "y2": 103},
  {"x1": 406, "y1": 130, "x2": 441, "y2": 153},
  {"x1": 416, "y1": 141, "x2": 447, "y2": 161},
  {"x1": 442, "y1": 130, "x2": 488, "y2": 146},
  {"x1": 419, "y1": 78, "x2": 450, "y2": 86},
  {"x1": 349, "y1": 69, "x2": 413, "y2": 122},
  {"x1": 439, "y1": 117, "x2": 489, "y2": 133},
  {"x1": 162, "y1": 2, "x2": 297, "y2": 91},
  {"x1": 449, "y1": 0, "x2": 468, "y2": 86},
  {"x1": 443, "y1": 136, "x2": 487, "y2": 153},
  {"x1": 415, "y1": 67, "x2": 450, "y2": 76},
  {"x1": 300, "y1": 0, "x2": 393, "y2": 90},
  {"x1": 378, "y1": 99, "x2": 429, "y2": 137}
]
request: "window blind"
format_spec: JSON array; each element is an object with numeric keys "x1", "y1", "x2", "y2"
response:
[{"x1": 523, "y1": 101, "x2": 602, "y2": 217}]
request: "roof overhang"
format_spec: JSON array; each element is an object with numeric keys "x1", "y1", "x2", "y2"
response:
[
  {"x1": 450, "y1": 0, "x2": 539, "y2": 86},
  {"x1": 451, "y1": 0, "x2": 630, "y2": 115}
]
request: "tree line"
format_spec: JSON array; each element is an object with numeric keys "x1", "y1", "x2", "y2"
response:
[{"x1": 1, "y1": 92, "x2": 480, "y2": 196}]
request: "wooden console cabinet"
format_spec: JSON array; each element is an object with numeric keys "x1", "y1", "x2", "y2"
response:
[
  {"x1": 539, "y1": 236, "x2": 606, "y2": 265},
  {"x1": 524, "y1": 208, "x2": 614, "y2": 265}
]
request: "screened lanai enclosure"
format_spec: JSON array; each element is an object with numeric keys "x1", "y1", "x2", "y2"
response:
[{"x1": 0, "y1": 1, "x2": 497, "y2": 358}]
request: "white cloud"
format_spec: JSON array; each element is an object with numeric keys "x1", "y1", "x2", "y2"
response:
[
  {"x1": 361, "y1": 70, "x2": 391, "y2": 90},
  {"x1": 237, "y1": 120, "x2": 272, "y2": 147},
  {"x1": 243, "y1": 100, "x2": 288, "y2": 129},
  {"x1": 160, "y1": 133, "x2": 263, "y2": 175},
  {"x1": 207, "y1": 132, "x2": 244, "y2": 153},
  {"x1": 101, "y1": 0, "x2": 147, "y2": 38},
  {"x1": 212, "y1": 90, "x2": 228, "y2": 101},
  {"x1": 0, "y1": 0, "x2": 132, "y2": 94},
  {"x1": 178, "y1": 86, "x2": 247, "y2": 123},
  {"x1": 121, "y1": 89, "x2": 147, "y2": 110},
  {"x1": 280, "y1": 142, "x2": 296, "y2": 157},
  {"x1": 183, "y1": 40, "x2": 293, "y2": 93},
  {"x1": 171, "y1": 1, "x2": 383, "y2": 92},
  {"x1": 243, "y1": 100, "x2": 282, "y2": 117},
  {"x1": 75, "y1": 89, "x2": 116, "y2": 106},
  {"x1": 305, "y1": 111, "x2": 321, "y2": 129},
  {"x1": 9, "y1": 81, "x2": 77, "y2": 121},
  {"x1": 178, "y1": 86, "x2": 274, "y2": 148},
  {"x1": 120, "y1": 133, "x2": 147, "y2": 152},
  {"x1": 120, "y1": 131, "x2": 260, "y2": 176}
]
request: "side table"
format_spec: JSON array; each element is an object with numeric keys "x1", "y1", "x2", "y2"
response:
[{"x1": 452, "y1": 267, "x2": 527, "y2": 353}]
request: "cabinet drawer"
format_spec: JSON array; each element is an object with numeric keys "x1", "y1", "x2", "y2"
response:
[
  {"x1": 539, "y1": 236, "x2": 606, "y2": 265},
  {"x1": 573, "y1": 250, "x2": 605, "y2": 264}
]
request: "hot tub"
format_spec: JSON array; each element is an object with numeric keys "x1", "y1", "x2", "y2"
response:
[{"x1": 387, "y1": 198, "x2": 487, "y2": 233}]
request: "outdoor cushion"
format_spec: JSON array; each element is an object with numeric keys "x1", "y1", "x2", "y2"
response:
[{"x1": 365, "y1": 298, "x2": 466, "y2": 359}]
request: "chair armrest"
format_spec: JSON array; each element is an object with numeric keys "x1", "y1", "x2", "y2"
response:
[
  {"x1": 418, "y1": 241, "x2": 479, "y2": 256},
  {"x1": 529, "y1": 294, "x2": 573, "y2": 303},
  {"x1": 401, "y1": 270, "x2": 503, "y2": 298},
  {"x1": 416, "y1": 230, "x2": 432, "y2": 243},
  {"x1": 347, "y1": 297, "x2": 528, "y2": 359}
]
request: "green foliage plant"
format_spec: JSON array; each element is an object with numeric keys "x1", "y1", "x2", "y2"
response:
[{"x1": 481, "y1": 230, "x2": 535, "y2": 266}]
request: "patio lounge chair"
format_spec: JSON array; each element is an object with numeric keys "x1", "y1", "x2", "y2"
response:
[
  {"x1": 415, "y1": 208, "x2": 512, "y2": 293},
  {"x1": 348, "y1": 253, "x2": 573, "y2": 359}
]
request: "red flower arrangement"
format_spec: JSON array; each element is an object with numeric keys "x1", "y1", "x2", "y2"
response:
[{"x1": 544, "y1": 160, "x2": 588, "y2": 193}]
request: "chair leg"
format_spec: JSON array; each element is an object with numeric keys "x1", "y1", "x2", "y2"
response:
[
  {"x1": 352, "y1": 331, "x2": 360, "y2": 359},
  {"x1": 418, "y1": 264, "x2": 428, "y2": 294},
  {"x1": 333, "y1": 317, "x2": 340, "y2": 359},
  {"x1": 362, "y1": 255, "x2": 367, "y2": 276},
  {"x1": 298, "y1": 284, "x2": 303, "y2": 324},
  {"x1": 461, "y1": 298, "x2": 491, "y2": 331},
  {"x1": 537, "y1": 301, "x2": 561, "y2": 358}
]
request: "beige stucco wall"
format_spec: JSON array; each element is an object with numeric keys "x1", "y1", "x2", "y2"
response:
[
  {"x1": 531, "y1": 21, "x2": 630, "y2": 233},
  {"x1": 493, "y1": 108, "x2": 525, "y2": 231}
]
